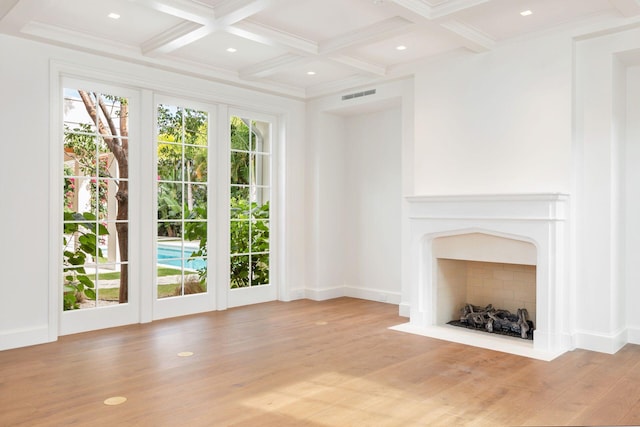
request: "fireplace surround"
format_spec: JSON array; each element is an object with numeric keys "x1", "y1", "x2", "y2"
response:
[{"x1": 391, "y1": 193, "x2": 571, "y2": 360}]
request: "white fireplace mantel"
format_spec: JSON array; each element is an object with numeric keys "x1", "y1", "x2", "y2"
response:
[{"x1": 392, "y1": 193, "x2": 572, "y2": 360}]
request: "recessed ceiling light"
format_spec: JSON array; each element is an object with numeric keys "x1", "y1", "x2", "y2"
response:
[
  {"x1": 226, "y1": 47, "x2": 237, "y2": 53},
  {"x1": 520, "y1": 10, "x2": 532, "y2": 16},
  {"x1": 307, "y1": 71, "x2": 316, "y2": 75},
  {"x1": 108, "y1": 12, "x2": 120, "y2": 19},
  {"x1": 396, "y1": 45, "x2": 407, "y2": 51}
]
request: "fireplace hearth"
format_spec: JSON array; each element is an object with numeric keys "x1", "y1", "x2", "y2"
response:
[{"x1": 448, "y1": 303, "x2": 535, "y2": 340}]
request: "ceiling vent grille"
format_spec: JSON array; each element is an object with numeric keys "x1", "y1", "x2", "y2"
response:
[{"x1": 341, "y1": 89, "x2": 376, "y2": 101}]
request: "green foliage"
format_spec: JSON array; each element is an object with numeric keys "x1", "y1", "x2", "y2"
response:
[
  {"x1": 157, "y1": 183, "x2": 183, "y2": 237},
  {"x1": 230, "y1": 198, "x2": 270, "y2": 288},
  {"x1": 229, "y1": 116, "x2": 270, "y2": 288},
  {"x1": 180, "y1": 195, "x2": 270, "y2": 289},
  {"x1": 63, "y1": 165, "x2": 75, "y2": 211},
  {"x1": 157, "y1": 105, "x2": 209, "y2": 238},
  {"x1": 184, "y1": 205, "x2": 208, "y2": 283},
  {"x1": 63, "y1": 211, "x2": 109, "y2": 310},
  {"x1": 64, "y1": 123, "x2": 110, "y2": 218},
  {"x1": 230, "y1": 116, "x2": 250, "y2": 185},
  {"x1": 156, "y1": 105, "x2": 208, "y2": 182}
]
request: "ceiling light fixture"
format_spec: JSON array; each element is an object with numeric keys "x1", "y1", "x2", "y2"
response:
[
  {"x1": 396, "y1": 45, "x2": 407, "y2": 51},
  {"x1": 226, "y1": 47, "x2": 237, "y2": 53},
  {"x1": 307, "y1": 71, "x2": 316, "y2": 75},
  {"x1": 520, "y1": 10, "x2": 532, "y2": 16},
  {"x1": 107, "y1": 12, "x2": 120, "y2": 19}
]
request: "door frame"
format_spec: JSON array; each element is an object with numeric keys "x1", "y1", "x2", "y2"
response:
[
  {"x1": 226, "y1": 108, "x2": 280, "y2": 308},
  {"x1": 53, "y1": 76, "x2": 142, "y2": 336},
  {"x1": 48, "y1": 62, "x2": 290, "y2": 341},
  {"x1": 151, "y1": 94, "x2": 217, "y2": 320}
]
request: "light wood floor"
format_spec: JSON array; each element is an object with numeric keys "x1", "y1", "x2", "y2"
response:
[{"x1": 1, "y1": 297, "x2": 640, "y2": 426}]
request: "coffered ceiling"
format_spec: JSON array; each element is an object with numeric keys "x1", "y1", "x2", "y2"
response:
[{"x1": 1, "y1": 0, "x2": 639, "y2": 98}]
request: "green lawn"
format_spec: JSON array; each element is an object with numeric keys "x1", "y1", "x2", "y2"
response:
[
  {"x1": 99, "y1": 283, "x2": 181, "y2": 300},
  {"x1": 95, "y1": 267, "x2": 205, "y2": 300},
  {"x1": 97, "y1": 267, "x2": 182, "y2": 280}
]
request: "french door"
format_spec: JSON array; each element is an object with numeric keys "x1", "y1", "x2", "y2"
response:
[
  {"x1": 227, "y1": 110, "x2": 277, "y2": 308},
  {"x1": 59, "y1": 80, "x2": 140, "y2": 335},
  {"x1": 58, "y1": 84, "x2": 277, "y2": 334},
  {"x1": 152, "y1": 96, "x2": 215, "y2": 320}
]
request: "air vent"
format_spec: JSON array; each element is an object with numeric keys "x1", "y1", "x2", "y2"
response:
[{"x1": 341, "y1": 89, "x2": 376, "y2": 101}]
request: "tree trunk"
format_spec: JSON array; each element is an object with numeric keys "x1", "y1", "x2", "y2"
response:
[
  {"x1": 79, "y1": 91, "x2": 129, "y2": 303},
  {"x1": 116, "y1": 189, "x2": 128, "y2": 303}
]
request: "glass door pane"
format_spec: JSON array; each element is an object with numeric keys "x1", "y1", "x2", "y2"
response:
[
  {"x1": 62, "y1": 88, "x2": 130, "y2": 310},
  {"x1": 156, "y1": 104, "x2": 209, "y2": 300},
  {"x1": 228, "y1": 114, "x2": 274, "y2": 307}
]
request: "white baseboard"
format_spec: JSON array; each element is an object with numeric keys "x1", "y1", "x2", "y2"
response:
[
  {"x1": 398, "y1": 302, "x2": 410, "y2": 318},
  {"x1": 305, "y1": 287, "x2": 345, "y2": 301},
  {"x1": 304, "y1": 286, "x2": 401, "y2": 306},
  {"x1": 627, "y1": 327, "x2": 640, "y2": 345},
  {"x1": 343, "y1": 287, "x2": 401, "y2": 305},
  {"x1": 0, "y1": 325, "x2": 53, "y2": 351},
  {"x1": 281, "y1": 288, "x2": 306, "y2": 301},
  {"x1": 573, "y1": 328, "x2": 628, "y2": 354}
]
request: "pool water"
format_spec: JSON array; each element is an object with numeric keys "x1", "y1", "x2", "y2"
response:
[{"x1": 157, "y1": 244, "x2": 206, "y2": 270}]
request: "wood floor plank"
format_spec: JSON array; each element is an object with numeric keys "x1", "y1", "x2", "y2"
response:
[{"x1": 1, "y1": 298, "x2": 640, "y2": 426}]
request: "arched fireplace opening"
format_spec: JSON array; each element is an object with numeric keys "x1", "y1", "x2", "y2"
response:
[{"x1": 433, "y1": 233, "x2": 537, "y2": 340}]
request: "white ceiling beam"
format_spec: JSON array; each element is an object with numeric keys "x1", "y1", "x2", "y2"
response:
[
  {"x1": 319, "y1": 16, "x2": 414, "y2": 54},
  {"x1": 141, "y1": 21, "x2": 207, "y2": 56},
  {"x1": 22, "y1": 21, "x2": 305, "y2": 98},
  {"x1": 230, "y1": 26, "x2": 388, "y2": 80},
  {"x1": 227, "y1": 20, "x2": 318, "y2": 55},
  {"x1": 609, "y1": 0, "x2": 640, "y2": 17},
  {"x1": 0, "y1": 0, "x2": 53, "y2": 33},
  {"x1": 128, "y1": 0, "x2": 215, "y2": 25},
  {"x1": 430, "y1": 0, "x2": 491, "y2": 19},
  {"x1": 239, "y1": 53, "x2": 307, "y2": 79},
  {"x1": 214, "y1": 0, "x2": 284, "y2": 27},
  {"x1": 328, "y1": 55, "x2": 386, "y2": 77},
  {"x1": 389, "y1": 0, "x2": 432, "y2": 19},
  {"x1": 229, "y1": 15, "x2": 401, "y2": 79},
  {"x1": 389, "y1": 0, "x2": 489, "y2": 20},
  {"x1": 0, "y1": 0, "x2": 20, "y2": 22},
  {"x1": 140, "y1": 0, "x2": 285, "y2": 57},
  {"x1": 439, "y1": 19, "x2": 494, "y2": 53}
]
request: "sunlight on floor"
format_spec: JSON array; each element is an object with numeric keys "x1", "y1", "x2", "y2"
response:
[{"x1": 240, "y1": 371, "x2": 462, "y2": 426}]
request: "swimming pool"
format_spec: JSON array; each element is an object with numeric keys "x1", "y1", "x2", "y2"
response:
[{"x1": 157, "y1": 244, "x2": 206, "y2": 270}]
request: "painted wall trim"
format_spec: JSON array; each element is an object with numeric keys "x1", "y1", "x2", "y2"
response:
[
  {"x1": 343, "y1": 287, "x2": 401, "y2": 305},
  {"x1": 627, "y1": 327, "x2": 640, "y2": 345},
  {"x1": 0, "y1": 326, "x2": 52, "y2": 351},
  {"x1": 573, "y1": 328, "x2": 628, "y2": 354}
]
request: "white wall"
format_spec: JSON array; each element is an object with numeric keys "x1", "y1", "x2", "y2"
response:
[
  {"x1": 344, "y1": 108, "x2": 402, "y2": 302},
  {"x1": 305, "y1": 80, "x2": 412, "y2": 303},
  {"x1": 574, "y1": 27, "x2": 640, "y2": 352},
  {"x1": 0, "y1": 35, "x2": 51, "y2": 349},
  {"x1": 626, "y1": 64, "x2": 640, "y2": 342},
  {"x1": 413, "y1": 32, "x2": 574, "y2": 195},
  {"x1": 0, "y1": 34, "x2": 306, "y2": 350},
  {"x1": 624, "y1": 65, "x2": 640, "y2": 343},
  {"x1": 303, "y1": 111, "x2": 348, "y2": 299}
]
